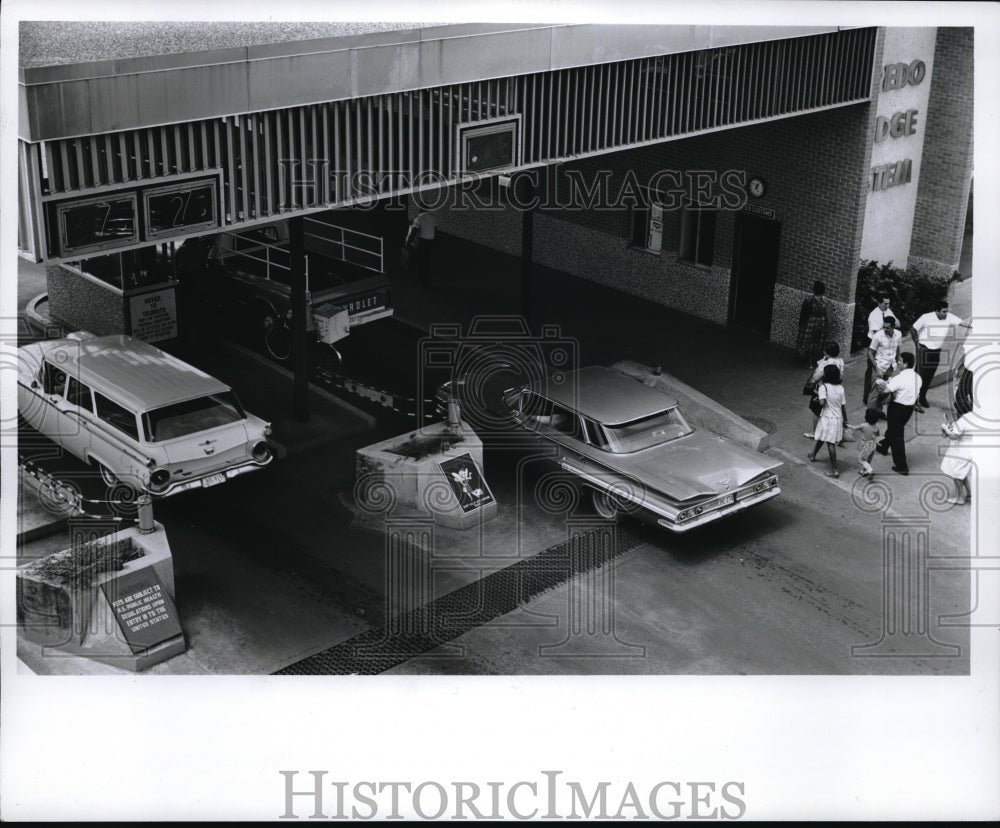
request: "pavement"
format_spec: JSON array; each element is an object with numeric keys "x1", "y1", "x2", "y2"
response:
[{"x1": 13, "y1": 230, "x2": 974, "y2": 674}]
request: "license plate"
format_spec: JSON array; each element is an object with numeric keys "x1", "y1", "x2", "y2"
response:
[
  {"x1": 202, "y1": 472, "x2": 227, "y2": 488},
  {"x1": 713, "y1": 493, "x2": 735, "y2": 508}
]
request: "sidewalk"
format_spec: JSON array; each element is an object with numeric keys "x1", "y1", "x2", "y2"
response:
[{"x1": 389, "y1": 230, "x2": 975, "y2": 491}]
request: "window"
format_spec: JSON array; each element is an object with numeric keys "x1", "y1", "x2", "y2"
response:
[
  {"x1": 548, "y1": 404, "x2": 582, "y2": 440},
  {"x1": 603, "y1": 408, "x2": 694, "y2": 454},
  {"x1": 142, "y1": 392, "x2": 246, "y2": 442},
  {"x1": 583, "y1": 418, "x2": 608, "y2": 449},
  {"x1": 95, "y1": 393, "x2": 139, "y2": 441},
  {"x1": 66, "y1": 378, "x2": 94, "y2": 412},
  {"x1": 679, "y1": 205, "x2": 716, "y2": 266},
  {"x1": 42, "y1": 362, "x2": 67, "y2": 395}
]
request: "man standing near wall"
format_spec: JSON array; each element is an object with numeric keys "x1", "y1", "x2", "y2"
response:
[
  {"x1": 867, "y1": 316, "x2": 902, "y2": 408},
  {"x1": 863, "y1": 295, "x2": 894, "y2": 406},
  {"x1": 409, "y1": 209, "x2": 437, "y2": 288},
  {"x1": 910, "y1": 300, "x2": 972, "y2": 412}
]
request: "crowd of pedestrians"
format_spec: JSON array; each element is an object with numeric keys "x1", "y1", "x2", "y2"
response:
[{"x1": 800, "y1": 292, "x2": 973, "y2": 492}]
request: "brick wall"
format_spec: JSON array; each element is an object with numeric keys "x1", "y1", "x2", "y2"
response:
[
  {"x1": 909, "y1": 27, "x2": 974, "y2": 276},
  {"x1": 438, "y1": 72, "x2": 879, "y2": 355}
]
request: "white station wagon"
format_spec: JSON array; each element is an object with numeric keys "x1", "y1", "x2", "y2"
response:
[{"x1": 17, "y1": 332, "x2": 274, "y2": 496}]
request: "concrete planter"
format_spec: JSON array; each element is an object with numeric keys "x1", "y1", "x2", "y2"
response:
[
  {"x1": 356, "y1": 421, "x2": 498, "y2": 529},
  {"x1": 17, "y1": 522, "x2": 185, "y2": 672}
]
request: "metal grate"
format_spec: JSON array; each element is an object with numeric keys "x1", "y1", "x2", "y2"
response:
[
  {"x1": 273, "y1": 522, "x2": 645, "y2": 675},
  {"x1": 24, "y1": 28, "x2": 876, "y2": 255}
]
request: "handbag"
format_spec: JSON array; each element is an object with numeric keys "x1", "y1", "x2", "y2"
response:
[
  {"x1": 808, "y1": 383, "x2": 825, "y2": 417},
  {"x1": 802, "y1": 380, "x2": 817, "y2": 396}
]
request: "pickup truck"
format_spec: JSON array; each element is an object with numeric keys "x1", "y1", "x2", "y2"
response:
[{"x1": 199, "y1": 217, "x2": 393, "y2": 359}]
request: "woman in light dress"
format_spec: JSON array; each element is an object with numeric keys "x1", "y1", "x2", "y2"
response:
[
  {"x1": 804, "y1": 341, "x2": 845, "y2": 439},
  {"x1": 807, "y1": 363, "x2": 848, "y2": 478},
  {"x1": 941, "y1": 412, "x2": 975, "y2": 505}
]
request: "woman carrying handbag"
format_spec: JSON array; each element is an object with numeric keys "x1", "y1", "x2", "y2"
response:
[{"x1": 807, "y1": 363, "x2": 848, "y2": 478}]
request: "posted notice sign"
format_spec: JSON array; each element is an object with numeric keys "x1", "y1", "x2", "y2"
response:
[
  {"x1": 101, "y1": 569, "x2": 183, "y2": 653},
  {"x1": 439, "y1": 453, "x2": 495, "y2": 513},
  {"x1": 129, "y1": 288, "x2": 178, "y2": 342}
]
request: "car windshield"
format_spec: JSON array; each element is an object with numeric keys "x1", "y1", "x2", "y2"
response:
[
  {"x1": 143, "y1": 392, "x2": 246, "y2": 442},
  {"x1": 602, "y1": 408, "x2": 693, "y2": 453}
]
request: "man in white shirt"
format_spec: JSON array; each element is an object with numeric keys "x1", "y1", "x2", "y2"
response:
[
  {"x1": 866, "y1": 317, "x2": 901, "y2": 407},
  {"x1": 874, "y1": 351, "x2": 922, "y2": 474},
  {"x1": 910, "y1": 300, "x2": 972, "y2": 411},
  {"x1": 863, "y1": 296, "x2": 893, "y2": 405}
]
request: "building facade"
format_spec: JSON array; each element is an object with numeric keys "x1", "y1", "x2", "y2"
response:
[{"x1": 17, "y1": 23, "x2": 973, "y2": 356}]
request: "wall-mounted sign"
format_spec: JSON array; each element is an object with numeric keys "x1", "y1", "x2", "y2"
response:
[
  {"x1": 743, "y1": 203, "x2": 776, "y2": 220},
  {"x1": 455, "y1": 117, "x2": 522, "y2": 174},
  {"x1": 143, "y1": 178, "x2": 219, "y2": 240},
  {"x1": 870, "y1": 159, "x2": 913, "y2": 192},
  {"x1": 128, "y1": 287, "x2": 178, "y2": 342},
  {"x1": 874, "y1": 109, "x2": 919, "y2": 142},
  {"x1": 881, "y1": 60, "x2": 926, "y2": 91},
  {"x1": 56, "y1": 193, "x2": 139, "y2": 257}
]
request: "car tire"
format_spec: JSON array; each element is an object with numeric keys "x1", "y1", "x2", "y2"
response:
[{"x1": 590, "y1": 487, "x2": 623, "y2": 522}]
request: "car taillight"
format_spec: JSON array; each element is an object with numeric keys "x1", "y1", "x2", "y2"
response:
[
  {"x1": 148, "y1": 468, "x2": 171, "y2": 492},
  {"x1": 252, "y1": 441, "x2": 272, "y2": 462}
]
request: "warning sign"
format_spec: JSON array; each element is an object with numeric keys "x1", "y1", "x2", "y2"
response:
[
  {"x1": 129, "y1": 288, "x2": 178, "y2": 342},
  {"x1": 102, "y1": 570, "x2": 182, "y2": 653}
]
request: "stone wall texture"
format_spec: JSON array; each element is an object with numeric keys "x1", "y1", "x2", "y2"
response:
[{"x1": 46, "y1": 265, "x2": 126, "y2": 335}]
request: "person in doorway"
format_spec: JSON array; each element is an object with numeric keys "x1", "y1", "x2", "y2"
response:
[
  {"x1": 863, "y1": 294, "x2": 894, "y2": 405},
  {"x1": 867, "y1": 316, "x2": 902, "y2": 412},
  {"x1": 797, "y1": 280, "x2": 828, "y2": 367},
  {"x1": 910, "y1": 299, "x2": 972, "y2": 412},
  {"x1": 804, "y1": 341, "x2": 845, "y2": 439},
  {"x1": 940, "y1": 411, "x2": 976, "y2": 505},
  {"x1": 408, "y1": 209, "x2": 437, "y2": 288},
  {"x1": 874, "y1": 351, "x2": 922, "y2": 475},
  {"x1": 846, "y1": 408, "x2": 882, "y2": 477},
  {"x1": 807, "y1": 363, "x2": 847, "y2": 478}
]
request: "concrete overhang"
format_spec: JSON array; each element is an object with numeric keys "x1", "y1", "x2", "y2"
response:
[{"x1": 20, "y1": 23, "x2": 840, "y2": 142}]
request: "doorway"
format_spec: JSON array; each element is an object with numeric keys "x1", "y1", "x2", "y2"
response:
[{"x1": 730, "y1": 213, "x2": 781, "y2": 335}]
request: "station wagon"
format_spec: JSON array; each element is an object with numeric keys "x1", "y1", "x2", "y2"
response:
[{"x1": 18, "y1": 332, "x2": 274, "y2": 496}]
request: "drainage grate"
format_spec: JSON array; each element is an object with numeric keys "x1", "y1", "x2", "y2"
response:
[
  {"x1": 741, "y1": 416, "x2": 777, "y2": 435},
  {"x1": 273, "y1": 522, "x2": 645, "y2": 675}
]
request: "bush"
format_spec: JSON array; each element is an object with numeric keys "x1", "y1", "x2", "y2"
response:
[{"x1": 851, "y1": 261, "x2": 954, "y2": 351}]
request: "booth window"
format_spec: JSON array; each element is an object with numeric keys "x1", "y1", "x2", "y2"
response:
[{"x1": 679, "y1": 205, "x2": 716, "y2": 267}]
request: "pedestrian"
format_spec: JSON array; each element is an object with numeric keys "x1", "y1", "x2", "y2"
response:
[
  {"x1": 910, "y1": 299, "x2": 972, "y2": 412},
  {"x1": 940, "y1": 412, "x2": 975, "y2": 505},
  {"x1": 807, "y1": 363, "x2": 847, "y2": 478},
  {"x1": 863, "y1": 294, "x2": 894, "y2": 405},
  {"x1": 797, "y1": 280, "x2": 828, "y2": 367},
  {"x1": 866, "y1": 315, "x2": 902, "y2": 411},
  {"x1": 873, "y1": 351, "x2": 922, "y2": 475},
  {"x1": 408, "y1": 208, "x2": 437, "y2": 288},
  {"x1": 846, "y1": 408, "x2": 882, "y2": 477},
  {"x1": 803, "y1": 341, "x2": 845, "y2": 439}
]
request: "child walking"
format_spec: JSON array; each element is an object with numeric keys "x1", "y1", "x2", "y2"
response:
[{"x1": 846, "y1": 408, "x2": 882, "y2": 477}]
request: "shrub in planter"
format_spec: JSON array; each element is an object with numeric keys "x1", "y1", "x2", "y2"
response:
[{"x1": 851, "y1": 260, "x2": 954, "y2": 352}]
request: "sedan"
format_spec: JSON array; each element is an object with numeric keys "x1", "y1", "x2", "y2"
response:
[{"x1": 449, "y1": 365, "x2": 782, "y2": 532}]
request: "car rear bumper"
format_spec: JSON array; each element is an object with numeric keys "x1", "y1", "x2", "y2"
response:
[
  {"x1": 156, "y1": 458, "x2": 269, "y2": 497},
  {"x1": 656, "y1": 486, "x2": 781, "y2": 533}
]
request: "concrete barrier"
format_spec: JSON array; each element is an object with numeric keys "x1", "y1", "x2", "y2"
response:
[{"x1": 610, "y1": 360, "x2": 771, "y2": 452}]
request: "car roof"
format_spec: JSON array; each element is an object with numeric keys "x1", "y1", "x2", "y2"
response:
[
  {"x1": 532, "y1": 366, "x2": 679, "y2": 426},
  {"x1": 38, "y1": 335, "x2": 231, "y2": 412}
]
